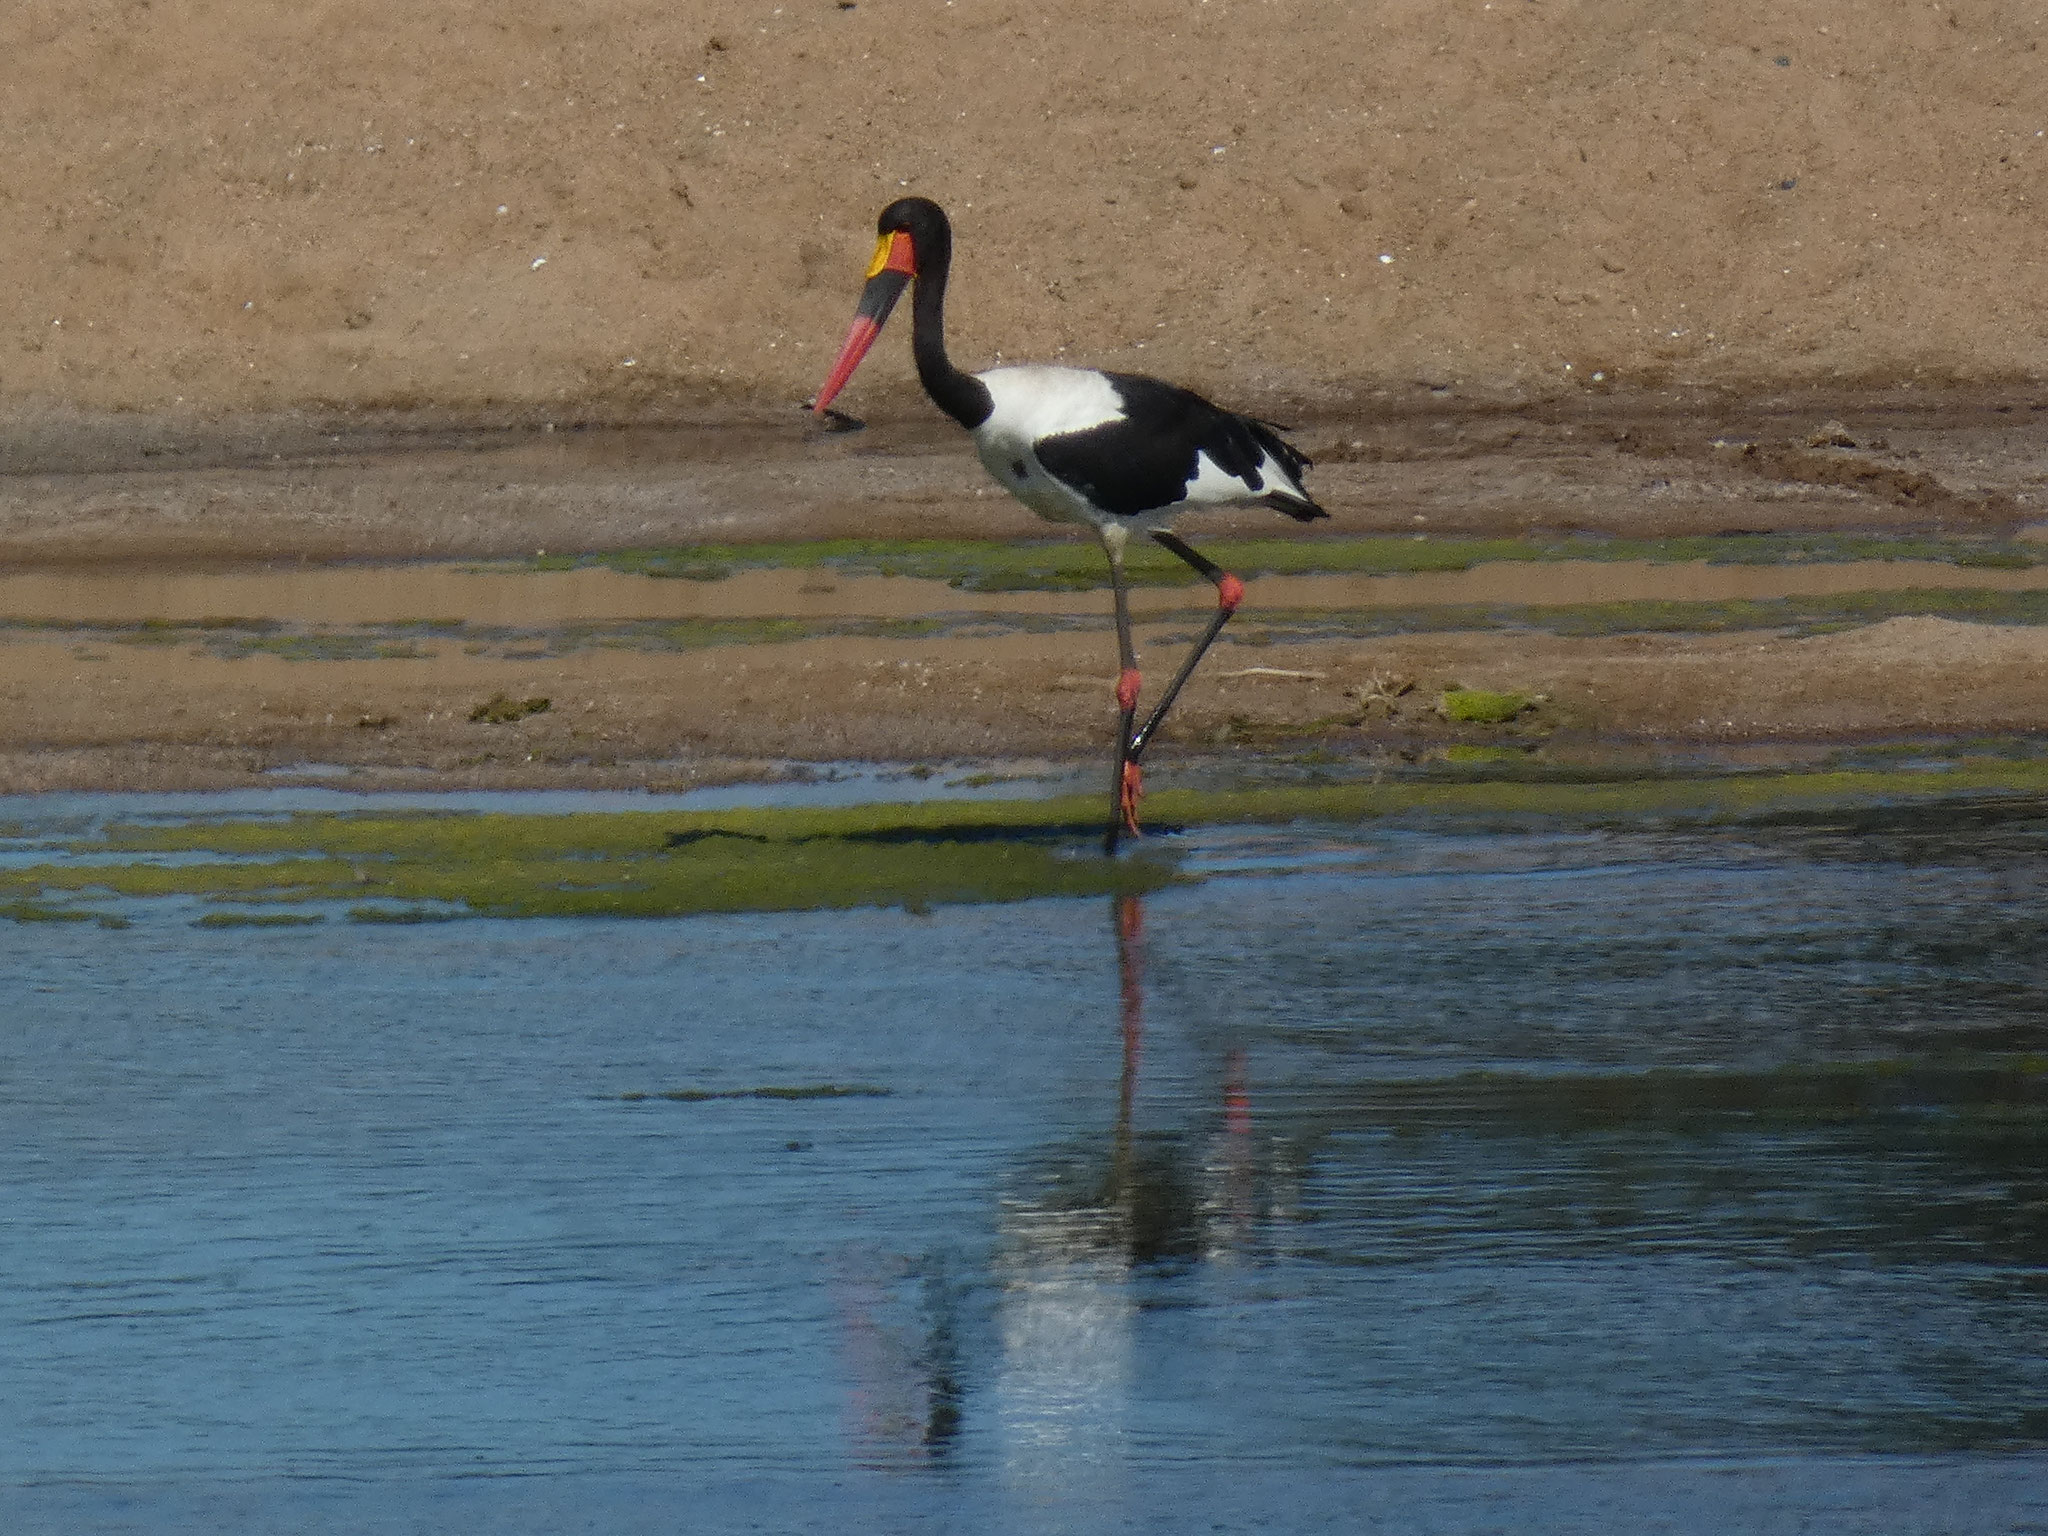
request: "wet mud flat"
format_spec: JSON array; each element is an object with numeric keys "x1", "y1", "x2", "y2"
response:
[
  {"x1": 0, "y1": 396, "x2": 2044, "y2": 793},
  {"x1": 2, "y1": 785, "x2": 2045, "y2": 1532},
  {"x1": 1, "y1": 550, "x2": 2047, "y2": 794},
  {"x1": 4, "y1": 391, "x2": 2046, "y2": 565}
]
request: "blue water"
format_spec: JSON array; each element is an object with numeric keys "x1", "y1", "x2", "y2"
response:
[
  {"x1": 3, "y1": 803, "x2": 2046, "y2": 1533},
  {"x1": 0, "y1": 761, "x2": 1083, "y2": 834}
]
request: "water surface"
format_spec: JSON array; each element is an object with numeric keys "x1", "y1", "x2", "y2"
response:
[{"x1": 3, "y1": 804, "x2": 2045, "y2": 1532}]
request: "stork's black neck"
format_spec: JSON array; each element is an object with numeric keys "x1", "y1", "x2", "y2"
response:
[{"x1": 888, "y1": 200, "x2": 994, "y2": 430}]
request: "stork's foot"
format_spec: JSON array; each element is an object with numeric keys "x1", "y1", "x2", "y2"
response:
[{"x1": 1119, "y1": 760, "x2": 1143, "y2": 839}]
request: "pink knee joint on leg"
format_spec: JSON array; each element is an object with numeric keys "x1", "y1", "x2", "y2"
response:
[{"x1": 1117, "y1": 668, "x2": 1143, "y2": 713}]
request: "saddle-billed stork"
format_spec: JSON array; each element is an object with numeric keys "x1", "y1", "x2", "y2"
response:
[{"x1": 811, "y1": 197, "x2": 1327, "y2": 854}]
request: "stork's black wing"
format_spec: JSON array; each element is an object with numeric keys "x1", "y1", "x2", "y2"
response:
[{"x1": 1033, "y1": 373, "x2": 1326, "y2": 521}]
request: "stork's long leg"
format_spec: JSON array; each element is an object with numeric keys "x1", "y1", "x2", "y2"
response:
[
  {"x1": 1126, "y1": 530, "x2": 1244, "y2": 762},
  {"x1": 1103, "y1": 528, "x2": 1144, "y2": 856}
]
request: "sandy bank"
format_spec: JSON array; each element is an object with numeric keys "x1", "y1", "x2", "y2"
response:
[{"x1": 6, "y1": 1, "x2": 2046, "y2": 425}]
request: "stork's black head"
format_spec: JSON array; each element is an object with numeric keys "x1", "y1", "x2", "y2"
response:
[
  {"x1": 812, "y1": 198, "x2": 957, "y2": 416},
  {"x1": 875, "y1": 196, "x2": 953, "y2": 264}
]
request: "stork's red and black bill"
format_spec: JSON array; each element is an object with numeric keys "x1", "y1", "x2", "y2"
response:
[{"x1": 811, "y1": 229, "x2": 916, "y2": 415}]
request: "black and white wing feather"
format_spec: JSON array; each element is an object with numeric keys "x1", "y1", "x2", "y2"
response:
[{"x1": 1033, "y1": 373, "x2": 1327, "y2": 522}]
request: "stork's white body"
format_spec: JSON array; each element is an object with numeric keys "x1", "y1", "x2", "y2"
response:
[
  {"x1": 969, "y1": 367, "x2": 1124, "y2": 527},
  {"x1": 967, "y1": 365, "x2": 1321, "y2": 537}
]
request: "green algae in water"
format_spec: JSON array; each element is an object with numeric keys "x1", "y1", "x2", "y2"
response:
[
  {"x1": 193, "y1": 910, "x2": 326, "y2": 929},
  {"x1": 515, "y1": 533, "x2": 2048, "y2": 592},
  {"x1": 12, "y1": 756, "x2": 2048, "y2": 922},
  {"x1": 1229, "y1": 589, "x2": 2048, "y2": 645},
  {"x1": 18, "y1": 858, "x2": 363, "y2": 904},
  {"x1": 347, "y1": 905, "x2": 467, "y2": 924},
  {"x1": 52, "y1": 584, "x2": 2048, "y2": 672},
  {"x1": 0, "y1": 900, "x2": 101, "y2": 925},
  {"x1": 17, "y1": 807, "x2": 1177, "y2": 921},
  {"x1": 616, "y1": 1084, "x2": 894, "y2": 1103}
]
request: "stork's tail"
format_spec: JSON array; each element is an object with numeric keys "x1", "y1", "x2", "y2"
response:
[
  {"x1": 1247, "y1": 418, "x2": 1328, "y2": 521},
  {"x1": 1261, "y1": 490, "x2": 1330, "y2": 522}
]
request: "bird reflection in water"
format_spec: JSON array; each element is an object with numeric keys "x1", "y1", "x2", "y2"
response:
[
  {"x1": 1025, "y1": 892, "x2": 1265, "y2": 1266},
  {"x1": 991, "y1": 893, "x2": 1275, "y2": 1483},
  {"x1": 834, "y1": 893, "x2": 1284, "y2": 1474}
]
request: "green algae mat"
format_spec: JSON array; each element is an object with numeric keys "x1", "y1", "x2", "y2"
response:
[
  {"x1": 6, "y1": 758, "x2": 2048, "y2": 926},
  {"x1": 521, "y1": 533, "x2": 2048, "y2": 590}
]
